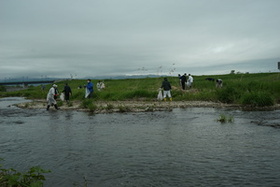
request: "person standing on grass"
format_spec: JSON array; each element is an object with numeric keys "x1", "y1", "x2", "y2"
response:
[
  {"x1": 161, "y1": 78, "x2": 172, "y2": 101},
  {"x1": 187, "y1": 74, "x2": 193, "y2": 88},
  {"x1": 62, "y1": 83, "x2": 72, "y2": 103},
  {"x1": 85, "y1": 79, "x2": 94, "y2": 98},
  {"x1": 216, "y1": 79, "x2": 223, "y2": 88},
  {"x1": 46, "y1": 84, "x2": 59, "y2": 110},
  {"x1": 97, "y1": 80, "x2": 106, "y2": 91},
  {"x1": 178, "y1": 74, "x2": 182, "y2": 88},
  {"x1": 181, "y1": 73, "x2": 187, "y2": 90}
]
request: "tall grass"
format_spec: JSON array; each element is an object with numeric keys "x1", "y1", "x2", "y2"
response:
[
  {"x1": 241, "y1": 91, "x2": 275, "y2": 107},
  {"x1": 1, "y1": 72, "x2": 279, "y2": 107}
]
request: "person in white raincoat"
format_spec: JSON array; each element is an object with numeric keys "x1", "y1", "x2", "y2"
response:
[
  {"x1": 46, "y1": 84, "x2": 59, "y2": 110},
  {"x1": 186, "y1": 74, "x2": 193, "y2": 88}
]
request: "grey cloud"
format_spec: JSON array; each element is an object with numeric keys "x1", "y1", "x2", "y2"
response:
[{"x1": 1, "y1": 0, "x2": 280, "y2": 80}]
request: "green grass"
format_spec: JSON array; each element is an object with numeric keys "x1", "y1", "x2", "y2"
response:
[
  {"x1": 1, "y1": 72, "x2": 280, "y2": 107},
  {"x1": 241, "y1": 91, "x2": 275, "y2": 107}
]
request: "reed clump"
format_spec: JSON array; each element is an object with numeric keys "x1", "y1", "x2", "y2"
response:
[{"x1": 217, "y1": 114, "x2": 234, "y2": 123}]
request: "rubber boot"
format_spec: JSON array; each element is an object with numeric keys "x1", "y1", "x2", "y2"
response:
[
  {"x1": 54, "y1": 104, "x2": 59, "y2": 110},
  {"x1": 164, "y1": 98, "x2": 167, "y2": 102},
  {"x1": 46, "y1": 105, "x2": 50, "y2": 111},
  {"x1": 170, "y1": 98, "x2": 172, "y2": 101}
]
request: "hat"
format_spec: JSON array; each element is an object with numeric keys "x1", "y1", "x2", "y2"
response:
[{"x1": 52, "y1": 84, "x2": 57, "y2": 87}]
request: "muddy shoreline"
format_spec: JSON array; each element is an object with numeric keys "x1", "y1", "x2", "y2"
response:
[{"x1": 15, "y1": 99, "x2": 280, "y2": 113}]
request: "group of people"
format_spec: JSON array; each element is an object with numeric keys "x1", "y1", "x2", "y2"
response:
[
  {"x1": 205, "y1": 78, "x2": 223, "y2": 88},
  {"x1": 46, "y1": 79, "x2": 105, "y2": 110},
  {"x1": 46, "y1": 75, "x2": 221, "y2": 110},
  {"x1": 178, "y1": 73, "x2": 193, "y2": 90},
  {"x1": 46, "y1": 83, "x2": 73, "y2": 110},
  {"x1": 97, "y1": 80, "x2": 105, "y2": 91},
  {"x1": 158, "y1": 73, "x2": 194, "y2": 102}
]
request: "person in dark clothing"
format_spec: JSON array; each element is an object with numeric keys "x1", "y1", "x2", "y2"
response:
[
  {"x1": 181, "y1": 73, "x2": 187, "y2": 90},
  {"x1": 62, "y1": 83, "x2": 72, "y2": 103},
  {"x1": 161, "y1": 78, "x2": 172, "y2": 101}
]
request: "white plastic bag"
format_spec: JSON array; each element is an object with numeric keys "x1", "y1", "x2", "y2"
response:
[
  {"x1": 186, "y1": 81, "x2": 191, "y2": 87},
  {"x1": 157, "y1": 89, "x2": 163, "y2": 100},
  {"x1": 85, "y1": 88, "x2": 90, "y2": 98},
  {"x1": 60, "y1": 93, "x2": 65, "y2": 101}
]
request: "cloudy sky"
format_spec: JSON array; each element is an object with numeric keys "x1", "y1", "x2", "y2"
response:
[{"x1": 1, "y1": 0, "x2": 279, "y2": 80}]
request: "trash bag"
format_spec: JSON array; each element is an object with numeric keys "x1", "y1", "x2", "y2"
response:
[
  {"x1": 60, "y1": 93, "x2": 65, "y2": 101},
  {"x1": 186, "y1": 81, "x2": 191, "y2": 87},
  {"x1": 157, "y1": 89, "x2": 163, "y2": 100},
  {"x1": 85, "y1": 88, "x2": 90, "y2": 98}
]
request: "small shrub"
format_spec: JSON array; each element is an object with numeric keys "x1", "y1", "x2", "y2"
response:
[
  {"x1": 80, "y1": 99, "x2": 98, "y2": 112},
  {"x1": 118, "y1": 105, "x2": 131, "y2": 113},
  {"x1": 217, "y1": 114, "x2": 234, "y2": 123},
  {"x1": 88, "y1": 103, "x2": 98, "y2": 112},
  {"x1": 0, "y1": 158, "x2": 50, "y2": 187},
  {"x1": 80, "y1": 99, "x2": 93, "y2": 109},
  {"x1": 216, "y1": 87, "x2": 241, "y2": 103},
  {"x1": 106, "y1": 104, "x2": 114, "y2": 110}
]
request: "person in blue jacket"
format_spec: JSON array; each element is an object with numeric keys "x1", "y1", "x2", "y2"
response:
[{"x1": 85, "y1": 79, "x2": 94, "y2": 98}]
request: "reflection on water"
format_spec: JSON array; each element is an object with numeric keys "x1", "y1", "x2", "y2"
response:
[{"x1": 1, "y1": 97, "x2": 280, "y2": 187}]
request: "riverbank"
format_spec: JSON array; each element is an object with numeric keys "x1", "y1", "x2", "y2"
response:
[
  {"x1": 15, "y1": 99, "x2": 280, "y2": 113},
  {"x1": 2, "y1": 73, "x2": 280, "y2": 111}
]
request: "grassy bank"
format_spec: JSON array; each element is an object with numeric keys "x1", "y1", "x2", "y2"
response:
[{"x1": 1, "y1": 72, "x2": 280, "y2": 107}]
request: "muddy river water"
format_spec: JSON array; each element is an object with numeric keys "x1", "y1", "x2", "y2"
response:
[{"x1": 0, "y1": 97, "x2": 280, "y2": 187}]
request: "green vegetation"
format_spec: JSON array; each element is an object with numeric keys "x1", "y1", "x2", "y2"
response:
[
  {"x1": 0, "y1": 158, "x2": 50, "y2": 187},
  {"x1": 118, "y1": 105, "x2": 132, "y2": 112},
  {"x1": 80, "y1": 99, "x2": 98, "y2": 112},
  {"x1": 217, "y1": 114, "x2": 234, "y2": 123},
  {"x1": 1, "y1": 72, "x2": 280, "y2": 108},
  {"x1": 0, "y1": 86, "x2": 6, "y2": 92},
  {"x1": 241, "y1": 91, "x2": 275, "y2": 107}
]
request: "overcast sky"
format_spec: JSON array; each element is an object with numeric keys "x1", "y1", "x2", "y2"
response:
[{"x1": 1, "y1": 0, "x2": 279, "y2": 80}]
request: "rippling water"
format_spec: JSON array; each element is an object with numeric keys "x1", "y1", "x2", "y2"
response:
[{"x1": 1, "y1": 97, "x2": 280, "y2": 187}]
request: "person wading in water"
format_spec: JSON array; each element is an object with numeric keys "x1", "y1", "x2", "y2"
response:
[{"x1": 46, "y1": 84, "x2": 59, "y2": 110}]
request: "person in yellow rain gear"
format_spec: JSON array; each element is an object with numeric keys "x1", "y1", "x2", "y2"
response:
[{"x1": 161, "y1": 77, "x2": 172, "y2": 101}]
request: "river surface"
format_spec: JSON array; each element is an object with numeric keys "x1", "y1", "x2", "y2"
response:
[{"x1": 1, "y1": 97, "x2": 280, "y2": 187}]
